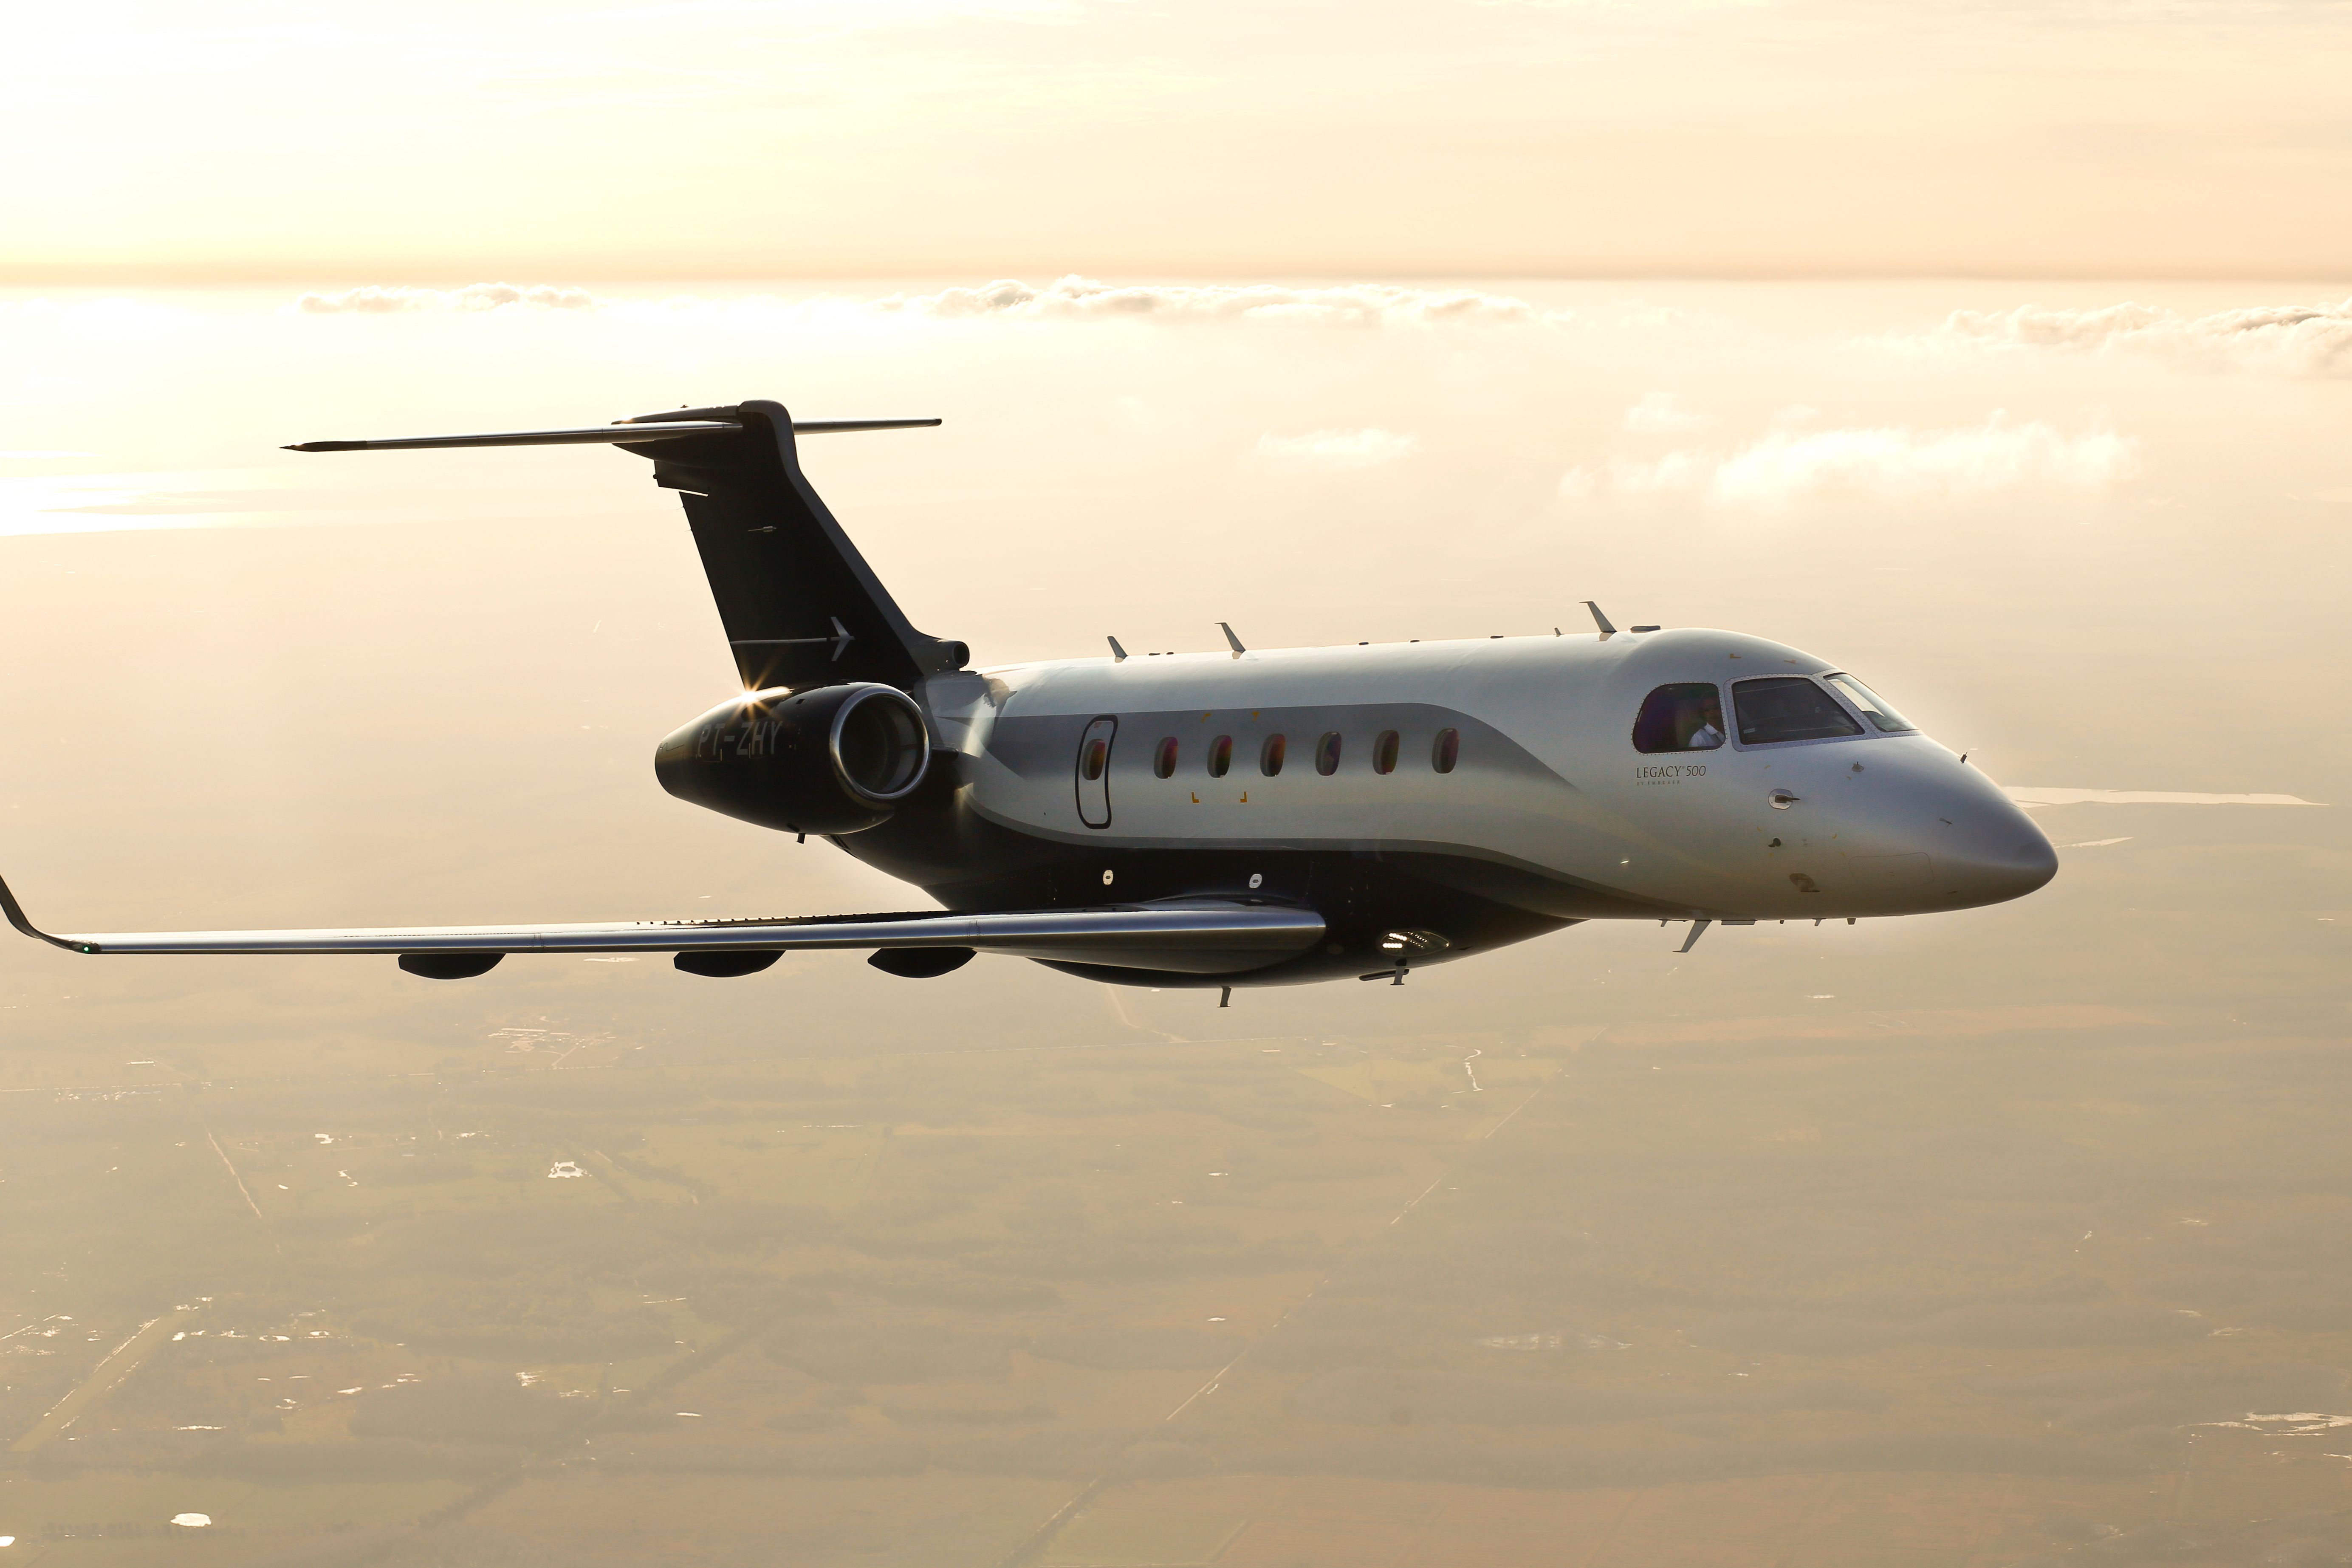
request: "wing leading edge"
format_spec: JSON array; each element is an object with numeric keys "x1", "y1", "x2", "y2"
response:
[{"x1": 0, "y1": 877, "x2": 1321, "y2": 976}]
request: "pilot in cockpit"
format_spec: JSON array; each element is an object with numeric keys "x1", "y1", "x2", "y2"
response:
[{"x1": 1684, "y1": 692, "x2": 1725, "y2": 749}]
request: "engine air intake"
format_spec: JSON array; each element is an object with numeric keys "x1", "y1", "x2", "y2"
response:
[{"x1": 654, "y1": 682, "x2": 931, "y2": 836}]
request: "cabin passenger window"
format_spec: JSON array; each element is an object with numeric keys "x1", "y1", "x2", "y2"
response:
[
  {"x1": 1316, "y1": 732, "x2": 1342, "y2": 775},
  {"x1": 1432, "y1": 728, "x2": 1460, "y2": 773},
  {"x1": 1372, "y1": 730, "x2": 1400, "y2": 774},
  {"x1": 1733, "y1": 677, "x2": 1865, "y2": 745},
  {"x1": 1207, "y1": 735, "x2": 1233, "y2": 777},
  {"x1": 1632, "y1": 684, "x2": 1725, "y2": 753},
  {"x1": 1260, "y1": 734, "x2": 1287, "y2": 776},
  {"x1": 1822, "y1": 673, "x2": 1917, "y2": 734},
  {"x1": 1081, "y1": 738, "x2": 1109, "y2": 781},
  {"x1": 1153, "y1": 737, "x2": 1179, "y2": 779}
]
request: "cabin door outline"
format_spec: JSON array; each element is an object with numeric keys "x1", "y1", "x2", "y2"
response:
[{"x1": 1075, "y1": 716, "x2": 1116, "y2": 829}]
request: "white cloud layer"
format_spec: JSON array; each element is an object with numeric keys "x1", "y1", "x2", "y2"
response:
[
  {"x1": 285, "y1": 277, "x2": 1569, "y2": 329},
  {"x1": 868, "y1": 276, "x2": 1564, "y2": 327},
  {"x1": 1568, "y1": 413, "x2": 2136, "y2": 507},
  {"x1": 2006, "y1": 787, "x2": 2324, "y2": 807},
  {"x1": 1255, "y1": 428, "x2": 1421, "y2": 467},
  {"x1": 1926, "y1": 299, "x2": 2352, "y2": 376},
  {"x1": 296, "y1": 283, "x2": 600, "y2": 314},
  {"x1": 1623, "y1": 391, "x2": 1709, "y2": 433}
]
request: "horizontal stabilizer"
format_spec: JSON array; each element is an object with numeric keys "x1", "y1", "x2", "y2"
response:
[
  {"x1": 0, "y1": 875, "x2": 1321, "y2": 977},
  {"x1": 283, "y1": 397, "x2": 965, "y2": 689},
  {"x1": 285, "y1": 417, "x2": 937, "y2": 453}
]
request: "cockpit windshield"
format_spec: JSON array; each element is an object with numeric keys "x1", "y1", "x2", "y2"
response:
[
  {"x1": 1732, "y1": 676, "x2": 1864, "y2": 745},
  {"x1": 1822, "y1": 672, "x2": 1917, "y2": 733}
]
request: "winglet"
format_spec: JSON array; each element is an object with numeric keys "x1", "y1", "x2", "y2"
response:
[
  {"x1": 0, "y1": 872, "x2": 91, "y2": 953},
  {"x1": 1218, "y1": 622, "x2": 1247, "y2": 658},
  {"x1": 1107, "y1": 636, "x2": 1128, "y2": 662},
  {"x1": 1583, "y1": 601, "x2": 1617, "y2": 636}
]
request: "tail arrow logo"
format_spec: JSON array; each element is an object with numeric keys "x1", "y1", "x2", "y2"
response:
[{"x1": 728, "y1": 616, "x2": 856, "y2": 660}]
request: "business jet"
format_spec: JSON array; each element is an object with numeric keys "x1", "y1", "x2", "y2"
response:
[{"x1": 0, "y1": 402, "x2": 2056, "y2": 999}]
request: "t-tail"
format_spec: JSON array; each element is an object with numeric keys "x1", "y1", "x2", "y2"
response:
[{"x1": 287, "y1": 402, "x2": 967, "y2": 692}]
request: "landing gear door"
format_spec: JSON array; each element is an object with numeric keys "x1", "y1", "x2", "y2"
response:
[{"x1": 1075, "y1": 717, "x2": 1116, "y2": 829}]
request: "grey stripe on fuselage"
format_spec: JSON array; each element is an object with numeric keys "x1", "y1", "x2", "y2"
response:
[
  {"x1": 954, "y1": 701, "x2": 1675, "y2": 917},
  {"x1": 981, "y1": 702, "x2": 1561, "y2": 800},
  {"x1": 924, "y1": 638, "x2": 1664, "y2": 918}
]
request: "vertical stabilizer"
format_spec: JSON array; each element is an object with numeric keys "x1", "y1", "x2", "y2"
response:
[{"x1": 627, "y1": 402, "x2": 966, "y2": 691}]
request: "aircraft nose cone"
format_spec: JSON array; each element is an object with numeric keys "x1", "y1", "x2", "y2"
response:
[
  {"x1": 1936, "y1": 796, "x2": 2057, "y2": 907},
  {"x1": 1954, "y1": 829, "x2": 2057, "y2": 901}
]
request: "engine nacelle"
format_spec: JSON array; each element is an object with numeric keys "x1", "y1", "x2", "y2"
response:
[{"x1": 654, "y1": 682, "x2": 929, "y2": 836}]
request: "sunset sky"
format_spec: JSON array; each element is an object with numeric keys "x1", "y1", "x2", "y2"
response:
[{"x1": 7, "y1": 0, "x2": 2351, "y2": 280}]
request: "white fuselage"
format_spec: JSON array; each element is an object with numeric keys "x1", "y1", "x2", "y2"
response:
[{"x1": 918, "y1": 627, "x2": 2055, "y2": 924}]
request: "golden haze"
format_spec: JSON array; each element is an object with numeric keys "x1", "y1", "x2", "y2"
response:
[{"x1": 4, "y1": 0, "x2": 2351, "y2": 280}]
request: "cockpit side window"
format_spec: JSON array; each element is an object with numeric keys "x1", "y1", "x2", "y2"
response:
[
  {"x1": 1822, "y1": 673, "x2": 1917, "y2": 734},
  {"x1": 1632, "y1": 683, "x2": 1727, "y2": 753},
  {"x1": 1733, "y1": 676, "x2": 1865, "y2": 745}
]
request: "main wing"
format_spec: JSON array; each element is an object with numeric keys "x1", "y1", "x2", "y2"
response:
[{"x1": 0, "y1": 876, "x2": 1321, "y2": 977}]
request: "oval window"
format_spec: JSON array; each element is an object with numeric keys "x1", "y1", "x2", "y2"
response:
[
  {"x1": 1372, "y1": 730, "x2": 1400, "y2": 775},
  {"x1": 1153, "y1": 737, "x2": 1178, "y2": 779},
  {"x1": 1316, "y1": 732, "x2": 1342, "y2": 775},
  {"x1": 1081, "y1": 739, "x2": 1108, "y2": 782},
  {"x1": 1207, "y1": 735, "x2": 1233, "y2": 777},
  {"x1": 1432, "y1": 728, "x2": 1460, "y2": 773},
  {"x1": 1260, "y1": 734, "x2": 1287, "y2": 776}
]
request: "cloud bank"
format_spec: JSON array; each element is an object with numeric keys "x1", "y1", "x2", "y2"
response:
[
  {"x1": 2006, "y1": 786, "x2": 2324, "y2": 808},
  {"x1": 1566, "y1": 414, "x2": 2136, "y2": 507},
  {"x1": 1255, "y1": 428, "x2": 1421, "y2": 467},
  {"x1": 288, "y1": 277, "x2": 1569, "y2": 329},
  {"x1": 296, "y1": 283, "x2": 601, "y2": 314},
  {"x1": 862, "y1": 277, "x2": 1564, "y2": 327},
  {"x1": 1623, "y1": 392, "x2": 1710, "y2": 433},
  {"x1": 1926, "y1": 299, "x2": 2352, "y2": 376}
]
